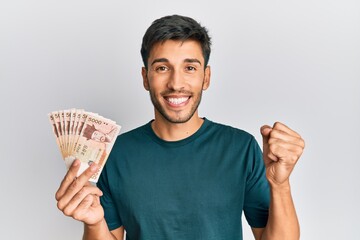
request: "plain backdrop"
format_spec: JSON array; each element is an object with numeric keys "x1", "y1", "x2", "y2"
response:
[{"x1": 1, "y1": 0, "x2": 359, "y2": 239}]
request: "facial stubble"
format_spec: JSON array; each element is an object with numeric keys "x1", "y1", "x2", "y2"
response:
[{"x1": 148, "y1": 82, "x2": 204, "y2": 124}]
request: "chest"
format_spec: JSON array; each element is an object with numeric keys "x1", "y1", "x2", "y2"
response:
[{"x1": 111, "y1": 145, "x2": 249, "y2": 221}]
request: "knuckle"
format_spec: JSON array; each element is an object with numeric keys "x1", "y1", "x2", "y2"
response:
[
  {"x1": 84, "y1": 194, "x2": 95, "y2": 206},
  {"x1": 301, "y1": 138, "x2": 306, "y2": 148},
  {"x1": 269, "y1": 131, "x2": 275, "y2": 139},
  {"x1": 63, "y1": 207, "x2": 72, "y2": 216},
  {"x1": 273, "y1": 122, "x2": 282, "y2": 129},
  {"x1": 269, "y1": 144, "x2": 277, "y2": 153},
  {"x1": 267, "y1": 152, "x2": 277, "y2": 161},
  {"x1": 97, "y1": 189, "x2": 103, "y2": 196},
  {"x1": 290, "y1": 155, "x2": 298, "y2": 163},
  {"x1": 73, "y1": 187, "x2": 90, "y2": 202},
  {"x1": 64, "y1": 174, "x2": 74, "y2": 184},
  {"x1": 84, "y1": 194, "x2": 94, "y2": 202},
  {"x1": 296, "y1": 147, "x2": 303, "y2": 156},
  {"x1": 269, "y1": 129, "x2": 279, "y2": 138},
  {"x1": 268, "y1": 138, "x2": 279, "y2": 145},
  {"x1": 86, "y1": 166, "x2": 95, "y2": 175},
  {"x1": 69, "y1": 179, "x2": 79, "y2": 191},
  {"x1": 55, "y1": 192, "x2": 61, "y2": 201},
  {"x1": 78, "y1": 187, "x2": 86, "y2": 197},
  {"x1": 57, "y1": 201, "x2": 65, "y2": 211},
  {"x1": 294, "y1": 132, "x2": 301, "y2": 138},
  {"x1": 72, "y1": 211, "x2": 82, "y2": 221}
]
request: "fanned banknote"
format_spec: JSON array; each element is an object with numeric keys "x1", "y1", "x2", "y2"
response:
[{"x1": 48, "y1": 109, "x2": 121, "y2": 182}]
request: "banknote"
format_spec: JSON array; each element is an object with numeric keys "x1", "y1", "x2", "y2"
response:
[
  {"x1": 49, "y1": 113, "x2": 64, "y2": 158},
  {"x1": 48, "y1": 109, "x2": 121, "y2": 182}
]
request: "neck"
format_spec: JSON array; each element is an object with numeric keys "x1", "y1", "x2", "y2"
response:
[{"x1": 151, "y1": 114, "x2": 204, "y2": 141}]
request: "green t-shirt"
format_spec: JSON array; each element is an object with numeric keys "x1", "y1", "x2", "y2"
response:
[{"x1": 97, "y1": 118, "x2": 269, "y2": 240}]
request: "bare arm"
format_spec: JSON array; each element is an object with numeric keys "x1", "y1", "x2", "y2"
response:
[
  {"x1": 254, "y1": 122, "x2": 304, "y2": 240},
  {"x1": 252, "y1": 182, "x2": 299, "y2": 240},
  {"x1": 260, "y1": 182, "x2": 299, "y2": 240},
  {"x1": 251, "y1": 184, "x2": 299, "y2": 240}
]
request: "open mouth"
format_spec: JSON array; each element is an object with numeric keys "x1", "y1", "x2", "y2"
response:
[{"x1": 164, "y1": 96, "x2": 190, "y2": 106}]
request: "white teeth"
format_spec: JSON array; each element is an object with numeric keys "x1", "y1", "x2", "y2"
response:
[{"x1": 167, "y1": 97, "x2": 188, "y2": 105}]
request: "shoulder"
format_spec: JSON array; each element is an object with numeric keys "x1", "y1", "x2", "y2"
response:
[
  {"x1": 116, "y1": 122, "x2": 151, "y2": 142},
  {"x1": 206, "y1": 119, "x2": 255, "y2": 143},
  {"x1": 109, "y1": 122, "x2": 152, "y2": 154}
]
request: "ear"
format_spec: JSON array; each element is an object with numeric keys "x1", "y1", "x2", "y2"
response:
[
  {"x1": 202, "y1": 66, "x2": 211, "y2": 90},
  {"x1": 142, "y1": 67, "x2": 149, "y2": 91}
]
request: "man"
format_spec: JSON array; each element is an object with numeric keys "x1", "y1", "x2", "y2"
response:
[{"x1": 56, "y1": 15, "x2": 305, "y2": 240}]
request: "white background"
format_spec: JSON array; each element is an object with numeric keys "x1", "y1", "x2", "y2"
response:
[{"x1": 1, "y1": 0, "x2": 359, "y2": 239}]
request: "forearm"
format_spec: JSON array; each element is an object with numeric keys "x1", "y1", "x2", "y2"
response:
[
  {"x1": 83, "y1": 218, "x2": 117, "y2": 240},
  {"x1": 261, "y1": 181, "x2": 300, "y2": 240}
]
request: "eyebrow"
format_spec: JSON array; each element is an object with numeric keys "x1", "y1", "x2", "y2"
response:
[
  {"x1": 151, "y1": 58, "x2": 168, "y2": 66},
  {"x1": 150, "y1": 58, "x2": 202, "y2": 66},
  {"x1": 184, "y1": 58, "x2": 202, "y2": 65}
]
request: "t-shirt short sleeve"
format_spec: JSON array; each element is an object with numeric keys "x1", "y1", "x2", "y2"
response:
[
  {"x1": 243, "y1": 137, "x2": 270, "y2": 228},
  {"x1": 97, "y1": 161, "x2": 123, "y2": 231}
]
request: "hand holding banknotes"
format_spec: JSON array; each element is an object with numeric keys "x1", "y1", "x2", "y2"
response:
[
  {"x1": 55, "y1": 159, "x2": 104, "y2": 225},
  {"x1": 49, "y1": 109, "x2": 120, "y2": 226}
]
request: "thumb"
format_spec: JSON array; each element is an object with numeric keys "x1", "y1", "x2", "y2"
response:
[
  {"x1": 260, "y1": 125, "x2": 273, "y2": 164},
  {"x1": 260, "y1": 125, "x2": 272, "y2": 143}
]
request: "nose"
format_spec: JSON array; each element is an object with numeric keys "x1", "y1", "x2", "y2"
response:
[{"x1": 167, "y1": 69, "x2": 184, "y2": 91}]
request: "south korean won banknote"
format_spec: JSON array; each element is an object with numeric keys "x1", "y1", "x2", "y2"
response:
[{"x1": 48, "y1": 109, "x2": 121, "y2": 182}]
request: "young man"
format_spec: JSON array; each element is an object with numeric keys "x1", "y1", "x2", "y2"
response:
[{"x1": 56, "y1": 15, "x2": 305, "y2": 240}]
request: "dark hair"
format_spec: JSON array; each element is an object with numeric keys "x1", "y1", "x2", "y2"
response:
[{"x1": 140, "y1": 15, "x2": 211, "y2": 70}]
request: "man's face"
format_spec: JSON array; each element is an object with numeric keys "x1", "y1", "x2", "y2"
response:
[
  {"x1": 142, "y1": 40, "x2": 210, "y2": 124},
  {"x1": 91, "y1": 130, "x2": 106, "y2": 142}
]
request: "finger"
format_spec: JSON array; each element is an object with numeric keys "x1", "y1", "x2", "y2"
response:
[
  {"x1": 91, "y1": 193, "x2": 101, "y2": 207},
  {"x1": 269, "y1": 138, "x2": 304, "y2": 153},
  {"x1": 269, "y1": 129, "x2": 305, "y2": 148},
  {"x1": 56, "y1": 159, "x2": 81, "y2": 201},
  {"x1": 260, "y1": 125, "x2": 272, "y2": 141},
  {"x1": 261, "y1": 125, "x2": 276, "y2": 165},
  {"x1": 57, "y1": 163, "x2": 99, "y2": 211},
  {"x1": 267, "y1": 151, "x2": 279, "y2": 162},
  {"x1": 72, "y1": 194, "x2": 96, "y2": 221},
  {"x1": 272, "y1": 122, "x2": 301, "y2": 138},
  {"x1": 269, "y1": 140, "x2": 303, "y2": 163},
  {"x1": 62, "y1": 186, "x2": 103, "y2": 217}
]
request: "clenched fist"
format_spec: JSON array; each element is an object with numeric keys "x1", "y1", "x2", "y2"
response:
[{"x1": 261, "y1": 122, "x2": 305, "y2": 186}]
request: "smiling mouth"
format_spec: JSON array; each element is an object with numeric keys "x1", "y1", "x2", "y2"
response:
[{"x1": 164, "y1": 96, "x2": 190, "y2": 106}]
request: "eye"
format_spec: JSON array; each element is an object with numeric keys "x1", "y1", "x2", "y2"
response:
[
  {"x1": 185, "y1": 66, "x2": 196, "y2": 72},
  {"x1": 155, "y1": 66, "x2": 170, "y2": 73}
]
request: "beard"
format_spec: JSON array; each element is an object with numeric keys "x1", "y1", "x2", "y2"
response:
[{"x1": 149, "y1": 88, "x2": 203, "y2": 124}]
